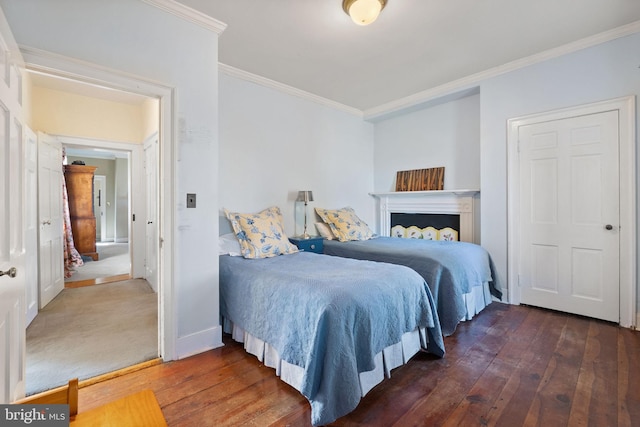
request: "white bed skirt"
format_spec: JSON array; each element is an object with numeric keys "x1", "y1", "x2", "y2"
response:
[
  {"x1": 462, "y1": 281, "x2": 493, "y2": 321},
  {"x1": 223, "y1": 282, "x2": 492, "y2": 399},
  {"x1": 223, "y1": 317, "x2": 428, "y2": 397}
]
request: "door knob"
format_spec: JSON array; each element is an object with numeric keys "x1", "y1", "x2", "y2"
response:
[
  {"x1": 147, "y1": 221, "x2": 153, "y2": 224},
  {"x1": 0, "y1": 267, "x2": 17, "y2": 278},
  {"x1": 605, "y1": 224, "x2": 613, "y2": 230},
  {"x1": 42, "y1": 220, "x2": 51, "y2": 225}
]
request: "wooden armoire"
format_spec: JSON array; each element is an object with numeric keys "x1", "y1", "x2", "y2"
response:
[{"x1": 64, "y1": 164, "x2": 99, "y2": 261}]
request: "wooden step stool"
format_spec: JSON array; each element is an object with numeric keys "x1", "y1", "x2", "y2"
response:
[{"x1": 70, "y1": 389, "x2": 167, "y2": 426}]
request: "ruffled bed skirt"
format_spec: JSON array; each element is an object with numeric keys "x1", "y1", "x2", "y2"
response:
[
  {"x1": 223, "y1": 282, "x2": 492, "y2": 400},
  {"x1": 462, "y1": 281, "x2": 493, "y2": 321}
]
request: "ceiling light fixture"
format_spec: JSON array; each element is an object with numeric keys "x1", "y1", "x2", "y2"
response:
[{"x1": 342, "y1": 0, "x2": 387, "y2": 26}]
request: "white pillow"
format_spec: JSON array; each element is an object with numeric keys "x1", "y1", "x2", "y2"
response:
[
  {"x1": 219, "y1": 233, "x2": 242, "y2": 256},
  {"x1": 315, "y1": 222, "x2": 335, "y2": 240}
]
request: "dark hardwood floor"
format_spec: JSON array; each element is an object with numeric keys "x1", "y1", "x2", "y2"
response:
[{"x1": 76, "y1": 303, "x2": 640, "y2": 426}]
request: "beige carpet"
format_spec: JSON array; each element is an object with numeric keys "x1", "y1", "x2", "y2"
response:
[
  {"x1": 65, "y1": 242, "x2": 130, "y2": 283},
  {"x1": 26, "y1": 279, "x2": 158, "y2": 395}
]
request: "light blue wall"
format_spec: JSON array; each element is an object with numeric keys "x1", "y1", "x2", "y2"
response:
[
  {"x1": 219, "y1": 73, "x2": 375, "y2": 236},
  {"x1": 480, "y1": 32, "x2": 640, "y2": 311},
  {"x1": 373, "y1": 93, "x2": 481, "y2": 192}
]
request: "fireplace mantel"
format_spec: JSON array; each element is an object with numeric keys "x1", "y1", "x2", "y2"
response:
[{"x1": 370, "y1": 190, "x2": 480, "y2": 243}]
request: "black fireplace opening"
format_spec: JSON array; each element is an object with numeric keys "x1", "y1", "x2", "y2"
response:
[{"x1": 391, "y1": 213, "x2": 460, "y2": 231}]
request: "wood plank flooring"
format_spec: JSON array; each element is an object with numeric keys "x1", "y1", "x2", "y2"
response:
[{"x1": 76, "y1": 303, "x2": 640, "y2": 426}]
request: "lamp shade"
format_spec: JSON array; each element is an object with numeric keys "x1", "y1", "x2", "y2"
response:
[
  {"x1": 343, "y1": 0, "x2": 387, "y2": 26},
  {"x1": 296, "y1": 190, "x2": 314, "y2": 203}
]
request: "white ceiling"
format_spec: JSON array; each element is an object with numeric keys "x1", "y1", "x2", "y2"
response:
[
  {"x1": 23, "y1": 1, "x2": 640, "y2": 115},
  {"x1": 178, "y1": 0, "x2": 640, "y2": 113}
]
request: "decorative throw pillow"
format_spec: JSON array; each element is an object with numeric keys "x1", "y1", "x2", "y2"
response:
[
  {"x1": 315, "y1": 222, "x2": 336, "y2": 240},
  {"x1": 315, "y1": 206, "x2": 375, "y2": 242},
  {"x1": 224, "y1": 206, "x2": 299, "y2": 259}
]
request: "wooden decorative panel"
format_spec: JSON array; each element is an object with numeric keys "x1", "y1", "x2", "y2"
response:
[{"x1": 395, "y1": 167, "x2": 444, "y2": 192}]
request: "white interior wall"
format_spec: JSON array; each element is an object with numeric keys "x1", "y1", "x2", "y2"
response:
[
  {"x1": 219, "y1": 73, "x2": 375, "y2": 236},
  {"x1": 0, "y1": 0, "x2": 223, "y2": 357},
  {"x1": 31, "y1": 85, "x2": 144, "y2": 143},
  {"x1": 373, "y1": 93, "x2": 481, "y2": 192}
]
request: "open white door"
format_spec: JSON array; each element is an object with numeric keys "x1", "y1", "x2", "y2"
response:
[
  {"x1": 24, "y1": 127, "x2": 38, "y2": 326},
  {"x1": 144, "y1": 136, "x2": 158, "y2": 292},
  {"x1": 0, "y1": 5, "x2": 27, "y2": 402},
  {"x1": 37, "y1": 132, "x2": 64, "y2": 308}
]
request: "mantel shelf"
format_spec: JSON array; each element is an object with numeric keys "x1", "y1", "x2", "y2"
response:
[
  {"x1": 369, "y1": 189, "x2": 479, "y2": 198},
  {"x1": 371, "y1": 189, "x2": 480, "y2": 243}
]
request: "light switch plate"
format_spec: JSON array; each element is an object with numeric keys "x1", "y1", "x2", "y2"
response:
[{"x1": 187, "y1": 193, "x2": 196, "y2": 208}]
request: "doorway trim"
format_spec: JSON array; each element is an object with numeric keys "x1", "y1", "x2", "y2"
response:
[
  {"x1": 507, "y1": 96, "x2": 636, "y2": 328},
  {"x1": 22, "y1": 46, "x2": 177, "y2": 359},
  {"x1": 93, "y1": 175, "x2": 107, "y2": 242}
]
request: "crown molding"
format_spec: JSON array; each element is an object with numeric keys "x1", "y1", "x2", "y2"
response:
[
  {"x1": 364, "y1": 20, "x2": 640, "y2": 121},
  {"x1": 218, "y1": 63, "x2": 363, "y2": 118},
  {"x1": 20, "y1": 45, "x2": 173, "y2": 98},
  {"x1": 141, "y1": 0, "x2": 227, "y2": 34}
]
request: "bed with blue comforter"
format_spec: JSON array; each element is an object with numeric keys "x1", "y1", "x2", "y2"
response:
[
  {"x1": 219, "y1": 251, "x2": 445, "y2": 426},
  {"x1": 323, "y1": 236, "x2": 502, "y2": 336}
]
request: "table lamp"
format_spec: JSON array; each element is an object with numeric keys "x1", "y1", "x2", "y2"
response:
[{"x1": 296, "y1": 190, "x2": 314, "y2": 239}]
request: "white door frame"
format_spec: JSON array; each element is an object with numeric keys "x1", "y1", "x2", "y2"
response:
[
  {"x1": 507, "y1": 96, "x2": 636, "y2": 328},
  {"x1": 22, "y1": 47, "x2": 177, "y2": 360},
  {"x1": 93, "y1": 175, "x2": 107, "y2": 242}
]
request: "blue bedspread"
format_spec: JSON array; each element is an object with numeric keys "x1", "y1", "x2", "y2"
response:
[
  {"x1": 219, "y1": 252, "x2": 445, "y2": 426},
  {"x1": 323, "y1": 237, "x2": 502, "y2": 336}
]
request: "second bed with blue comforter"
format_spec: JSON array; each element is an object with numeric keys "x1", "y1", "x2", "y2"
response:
[{"x1": 323, "y1": 236, "x2": 502, "y2": 336}]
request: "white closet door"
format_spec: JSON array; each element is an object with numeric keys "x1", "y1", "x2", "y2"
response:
[{"x1": 518, "y1": 110, "x2": 619, "y2": 322}]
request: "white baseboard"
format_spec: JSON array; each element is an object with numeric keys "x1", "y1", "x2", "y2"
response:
[
  {"x1": 176, "y1": 325, "x2": 223, "y2": 360},
  {"x1": 115, "y1": 237, "x2": 129, "y2": 243}
]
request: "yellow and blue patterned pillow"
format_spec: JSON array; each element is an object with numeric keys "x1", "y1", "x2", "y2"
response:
[
  {"x1": 315, "y1": 206, "x2": 375, "y2": 242},
  {"x1": 224, "y1": 206, "x2": 299, "y2": 259}
]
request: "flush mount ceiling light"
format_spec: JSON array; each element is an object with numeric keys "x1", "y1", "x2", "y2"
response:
[{"x1": 342, "y1": 0, "x2": 387, "y2": 26}]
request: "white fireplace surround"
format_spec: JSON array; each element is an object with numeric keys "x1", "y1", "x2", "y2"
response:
[{"x1": 370, "y1": 190, "x2": 480, "y2": 243}]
